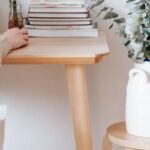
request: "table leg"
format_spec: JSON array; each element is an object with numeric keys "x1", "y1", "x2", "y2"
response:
[{"x1": 66, "y1": 64, "x2": 93, "y2": 150}]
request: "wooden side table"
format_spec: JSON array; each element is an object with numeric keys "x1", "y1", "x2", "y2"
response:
[
  {"x1": 103, "y1": 122, "x2": 150, "y2": 150},
  {"x1": 2, "y1": 32, "x2": 109, "y2": 150}
]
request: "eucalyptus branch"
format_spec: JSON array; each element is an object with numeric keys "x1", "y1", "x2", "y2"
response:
[
  {"x1": 87, "y1": 0, "x2": 141, "y2": 63},
  {"x1": 95, "y1": 7, "x2": 109, "y2": 18},
  {"x1": 9, "y1": 0, "x2": 12, "y2": 5},
  {"x1": 114, "y1": 0, "x2": 150, "y2": 63},
  {"x1": 90, "y1": 0, "x2": 105, "y2": 9},
  {"x1": 87, "y1": 0, "x2": 123, "y2": 27},
  {"x1": 87, "y1": 0, "x2": 150, "y2": 63}
]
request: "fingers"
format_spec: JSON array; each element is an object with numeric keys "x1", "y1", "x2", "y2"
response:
[
  {"x1": 22, "y1": 34, "x2": 29, "y2": 41},
  {"x1": 17, "y1": 39, "x2": 28, "y2": 49},
  {"x1": 21, "y1": 29, "x2": 29, "y2": 45},
  {"x1": 6, "y1": 28, "x2": 29, "y2": 50},
  {"x1": 22, "y1": 40, "x2": 28, "y2": 46},
  {"x1": 11, "y1": 28, "x2": 19, "y2": 31},
  {"x1": 21, "y1": 29, "x2": 29, "y2": 43},
  {"x1": 21, "y1": 28, "x2": 28, "y2": 35},
  {"x1": 19, "y1": 29, "x2": 29, "y2": 48}
]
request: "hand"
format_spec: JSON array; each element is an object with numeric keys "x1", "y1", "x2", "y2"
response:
[{"x1": 3, "y1": 28, "x2": 29, "y2": 50}]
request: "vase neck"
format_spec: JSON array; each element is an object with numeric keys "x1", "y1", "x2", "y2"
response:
[{"x1": 134, "y1": 62, "x2": 150, "y2": 74}]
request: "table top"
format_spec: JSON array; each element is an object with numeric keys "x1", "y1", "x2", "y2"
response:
[{"x1": 2, "y1": 32, "x2": 109, "y2": 65}]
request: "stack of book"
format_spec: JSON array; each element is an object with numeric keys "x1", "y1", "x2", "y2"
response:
[{"x1": 26, "y1": 0, "x2": 98, "y2": 37}]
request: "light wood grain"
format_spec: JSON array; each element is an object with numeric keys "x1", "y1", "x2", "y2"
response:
[
  {"x1": 102, "y1": 135, "x2": 112, "y2": 150},
  {"x1": 107, "y1": 122, "x2": 150, "y2": 149},
  {"x1": 66, "y1": 65, "x2": 93, "y2": 150},
  {"x1": 1, "y1": 32, "x2": 109, "y2": 150},
  {"x1": 124, "y1": 148, "x2": 136, "y2": 150},
  {"x1": 2, "y1": 32, "x2": 109, "y2": 64}
]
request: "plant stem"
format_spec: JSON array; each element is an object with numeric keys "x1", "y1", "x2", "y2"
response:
[
  {"x1": 9, "y1": 0, "x2": 12, "y2": 5},
  {"x1": 13, "y1": 0, "x2": 18, "y2": 27}
]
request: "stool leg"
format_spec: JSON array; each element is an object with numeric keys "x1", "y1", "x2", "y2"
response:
[{"x1": 102, "y1": 135, "x2": 112, "y2": 150}]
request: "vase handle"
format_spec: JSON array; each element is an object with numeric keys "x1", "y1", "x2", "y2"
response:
[{"x1": 129, "y1": 68, "x2": 148, "y2": 84}]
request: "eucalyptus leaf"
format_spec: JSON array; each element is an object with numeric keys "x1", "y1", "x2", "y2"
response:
[
  {"x1": 127, "y1": 0, "x2": 135, "y2": 2},
  {"x1": 109, "y1": 23, "x2": 114, "y2": 29},
  {"x1": 114, "y1": 18, "x2": 125, "y2": 24},
  {"x1": 116, "y1": 0, "x2": 150, "y2": 63},
  {"x1": 95, "y1": 7, "x2": 109, "y2": 17},
  {"x1": 103, "y1": 12, "x2": 119, "y2": 19},
  {"x1": 90, "y1": 0, "x2": 105, "y2": 9}
]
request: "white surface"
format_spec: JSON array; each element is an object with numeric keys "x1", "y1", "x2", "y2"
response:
[{"x1": 0, "y1": 1, "x2": 130, "y2": 150}]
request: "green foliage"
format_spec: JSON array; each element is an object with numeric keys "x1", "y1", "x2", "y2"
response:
[
  {"x1": 13, "y1": 0, "x2": 18, "y2": 26},
  {"x1": 87, "y1": 0, "x2": 150, "y2": 63},
  {"x1": 116, "y1": 0, "x2": 150, "y2": 63}
]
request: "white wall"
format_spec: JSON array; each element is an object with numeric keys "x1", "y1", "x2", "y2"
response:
[{"x1": 0, "y1": 0, "x2": 133, "y2": 150}]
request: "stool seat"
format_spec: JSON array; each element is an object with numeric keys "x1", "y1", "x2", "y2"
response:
[{"x1": 103, "y1": 122, "x2": 150, "y2": 150}]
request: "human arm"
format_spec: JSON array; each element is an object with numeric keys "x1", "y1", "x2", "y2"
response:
[{"x1": 0, "y1": 28, "x2": 28, "y2": 58}]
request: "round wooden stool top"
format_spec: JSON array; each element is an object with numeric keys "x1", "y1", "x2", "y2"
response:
[{"x1": 107, "y1": 122, "x2": 150, "y2": 149}]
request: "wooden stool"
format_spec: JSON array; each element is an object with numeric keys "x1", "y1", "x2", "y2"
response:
[{"x1": 102, "y1": 122, "x2": 150, "y2": 150}]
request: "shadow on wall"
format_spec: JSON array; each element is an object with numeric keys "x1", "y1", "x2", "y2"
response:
[
  {"x1": 87, "y1": 5, "x2": 133, "y2": 150},
  {"x1": 0, "y1": 105, "x2": 7, "y2": 150},
  {"x1": 0, "y1": 1, "x2": 9, "y2": 31}
]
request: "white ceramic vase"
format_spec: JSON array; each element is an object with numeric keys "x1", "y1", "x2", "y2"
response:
[{"x1": 126, "y1": 62, "x2": 150, "y2": 137}]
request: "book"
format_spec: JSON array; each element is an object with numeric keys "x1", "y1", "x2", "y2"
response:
[
  {"x1": 25, "y1": 24, "x2": 93, "y2": 30},
  {"x1": 29, "y1": 18, "x2": 92, "y2": 21},
  {"x1": 29, "y1": 0, "x2": 85, "y2": 5},
  {"x1": 29, "y1": 20, "x2": 91, "y2": 25},
  {"x1": 29, "y1": 13, "x2": 88, "y2": 18},
  {"x1": 27, "y1": 0, "x2": 98, "y2": 38},
  {"x1": 29, "y1": 4, "x2": 83, "y2": 8},
  {"x1": 29, "y1": 7, "x2": 88, "y2": 13},
  {"x1": 27, "y1": 28, "x2": 98, "y2": 37}
]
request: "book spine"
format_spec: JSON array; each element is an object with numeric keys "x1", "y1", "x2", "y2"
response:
[
  {"x1": 28, "y1": 13, "x2": 88, "y2": 18},
  {"x1": 29, "y1": 4, "x2": 83, "y2": 8},
  {"x1": 29, "y1": 18, "x2": 92, "y2": 21},
  {"x1": 28, "y1": 29, "x2": 98, "y2": 37},
  {"x1": 25, "y1": 25, "x2": 93, "y2": 30},
  {"x1": 29, "y1": 0, "x2": 85, "y2": 5},
  {"x1": 29, "y1": 21, "x2": 90, "y2": 25},
  {"x1": 29, "y1": 8, "x2": 88, "y2": 13}
]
